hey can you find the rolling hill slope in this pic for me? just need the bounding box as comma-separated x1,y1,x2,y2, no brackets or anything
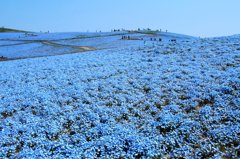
0,31,196,60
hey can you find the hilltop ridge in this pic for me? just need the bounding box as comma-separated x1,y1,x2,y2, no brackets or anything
0,27,28,33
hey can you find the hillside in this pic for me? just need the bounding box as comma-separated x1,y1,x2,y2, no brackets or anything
0,27,28,33
0,32,239,158
0,31,196,60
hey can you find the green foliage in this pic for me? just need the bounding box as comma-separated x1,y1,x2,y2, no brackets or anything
0,27,27,32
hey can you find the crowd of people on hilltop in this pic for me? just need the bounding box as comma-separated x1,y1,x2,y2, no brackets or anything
116,28,178,42
0,56,7,60
121,35,177,43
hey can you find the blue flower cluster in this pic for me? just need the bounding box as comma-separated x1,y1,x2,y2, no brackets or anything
0,34,239,158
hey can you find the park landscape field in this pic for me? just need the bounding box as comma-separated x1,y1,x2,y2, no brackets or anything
0,29,239,158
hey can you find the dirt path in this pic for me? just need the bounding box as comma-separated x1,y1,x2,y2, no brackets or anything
0,39,96,52
41,41,96,51
0,40,97,62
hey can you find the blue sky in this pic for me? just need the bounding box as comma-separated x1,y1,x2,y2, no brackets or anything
1,0,239,37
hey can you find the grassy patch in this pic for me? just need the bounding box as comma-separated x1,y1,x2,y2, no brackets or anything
129,30,159,35
0,27,27,33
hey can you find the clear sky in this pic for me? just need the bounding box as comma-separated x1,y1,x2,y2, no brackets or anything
1,0,239,37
